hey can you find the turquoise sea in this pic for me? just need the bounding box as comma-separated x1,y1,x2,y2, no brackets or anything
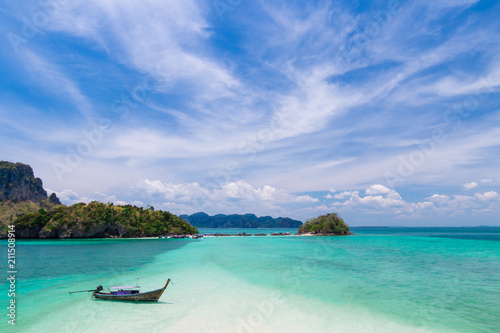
1,227,500,332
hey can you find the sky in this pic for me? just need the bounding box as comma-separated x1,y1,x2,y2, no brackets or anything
1,0,499,226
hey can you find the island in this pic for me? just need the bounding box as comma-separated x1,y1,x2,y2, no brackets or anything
297,213,351,235
180,212,302,228
0,161,197,239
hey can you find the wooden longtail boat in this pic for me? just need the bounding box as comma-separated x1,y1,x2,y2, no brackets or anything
93,279,170,302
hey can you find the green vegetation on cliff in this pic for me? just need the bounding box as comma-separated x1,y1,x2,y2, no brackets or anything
298,213,350,235
0,198,61,228
14,201,198,239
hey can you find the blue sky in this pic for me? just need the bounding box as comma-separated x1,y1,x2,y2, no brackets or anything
1,0,500,226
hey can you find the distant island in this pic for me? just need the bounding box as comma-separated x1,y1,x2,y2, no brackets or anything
0,161,197,239
298,213,351,235
180,212,303,228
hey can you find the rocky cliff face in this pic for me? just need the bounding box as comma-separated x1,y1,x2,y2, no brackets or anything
0,161,53,203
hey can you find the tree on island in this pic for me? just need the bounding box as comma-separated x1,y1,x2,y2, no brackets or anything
298,213,350,235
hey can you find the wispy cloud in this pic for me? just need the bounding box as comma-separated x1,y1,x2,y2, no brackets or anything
1,0,499,225
46,0,240,100
17,50,95,121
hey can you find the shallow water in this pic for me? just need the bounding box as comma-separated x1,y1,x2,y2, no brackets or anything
1,227,499,332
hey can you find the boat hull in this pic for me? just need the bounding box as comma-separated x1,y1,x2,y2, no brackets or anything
93,279,170,302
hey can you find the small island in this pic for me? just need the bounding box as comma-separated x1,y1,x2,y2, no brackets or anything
298,213,351,236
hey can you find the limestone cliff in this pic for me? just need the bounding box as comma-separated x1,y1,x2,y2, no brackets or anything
0,161,52,202
0,161,61,237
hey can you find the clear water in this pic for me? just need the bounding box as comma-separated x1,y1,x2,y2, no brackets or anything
1,227,499,332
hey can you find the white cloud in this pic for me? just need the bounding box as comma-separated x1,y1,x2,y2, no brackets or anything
365,184,392,195
341,191,405,209
463,182,478,190
326,185,500,218
425,191,500,214
480,179,493,183
50,189,91,205
414,201,434,210
48,189,146,207
428,194,451,205
328,186,407,213
131,180,204,202
333,191,359,199
294,195,319,203
218,182,288,202
118,179,319,216
475,191,499,201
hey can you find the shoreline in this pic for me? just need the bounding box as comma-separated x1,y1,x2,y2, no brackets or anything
0,231,354,240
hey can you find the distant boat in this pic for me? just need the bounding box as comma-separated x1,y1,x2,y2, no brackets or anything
92,279,170,302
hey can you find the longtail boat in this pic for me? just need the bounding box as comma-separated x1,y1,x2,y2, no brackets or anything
92,279,170,302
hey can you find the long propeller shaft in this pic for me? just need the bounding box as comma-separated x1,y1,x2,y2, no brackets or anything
68,289,96,294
